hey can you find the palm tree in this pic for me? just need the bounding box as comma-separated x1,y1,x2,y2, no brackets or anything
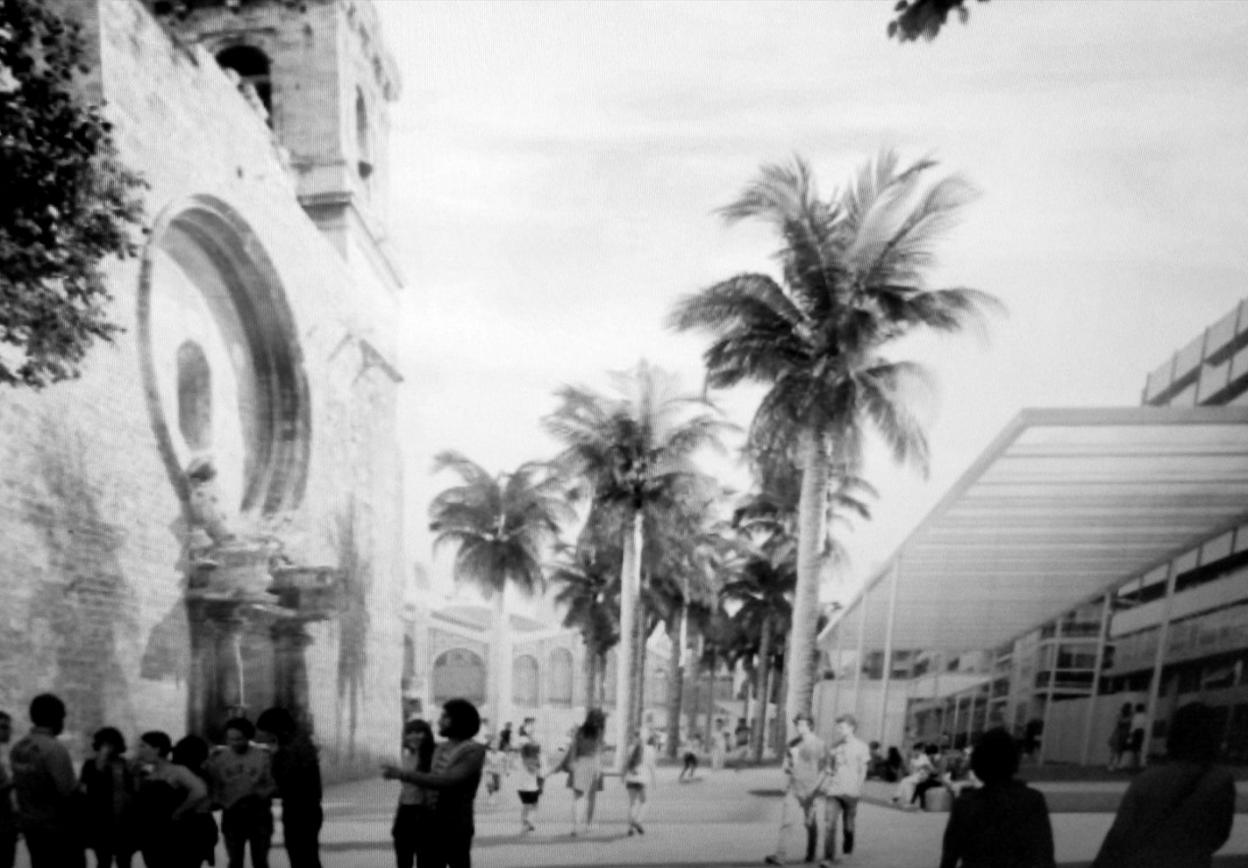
550,532,620,709
428,450,572,729
641,490,731,758
722,533,795,761
670,149,1000,724
543,360,728,767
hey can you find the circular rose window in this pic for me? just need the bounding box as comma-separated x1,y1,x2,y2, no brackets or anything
139,196,309,516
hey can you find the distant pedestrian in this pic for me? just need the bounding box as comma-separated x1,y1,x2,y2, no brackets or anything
710,724,726,771
679,734,699,782
938,727,1054,868
9,693,83,868
884,746,904,783
497,723,513,754
1107,703,1132,771
733,719,751,770
0,711,17,868
821,713,870,866
79,727,136,868
170,735,219,868
256,708,323,868
132,730,210,868
383,698,487,868
1091,702,1235,868
764,713,826,866
1126,704,1148,769
623,731,656,836
556,709,605,837
207,717,276,868
514,737,543,834
482,740,506,806
386,718,435,868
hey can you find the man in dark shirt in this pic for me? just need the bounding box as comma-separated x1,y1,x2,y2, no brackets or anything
257,707,323,868
384,699,486,868
9,694,83,868
0,711,16,868
939,728,1054,868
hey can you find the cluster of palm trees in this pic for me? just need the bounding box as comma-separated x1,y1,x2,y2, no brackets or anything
427,149,998,768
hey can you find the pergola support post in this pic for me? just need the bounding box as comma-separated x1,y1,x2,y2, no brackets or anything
852,590,869,718
877,560,902,745
1038,614,1063,765
1080,593,1113,766
1142,562,1179,763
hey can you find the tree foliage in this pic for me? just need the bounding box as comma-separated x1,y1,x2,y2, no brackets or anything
887,0,990,43
0,0,145,388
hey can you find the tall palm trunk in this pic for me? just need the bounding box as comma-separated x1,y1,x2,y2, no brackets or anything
774,642,790,754
583,639,598,710
632,610,648,734
752,616,774,761
614,510,643,770
491,589,510,736
665,616,684,758
703,654,717,747
787,429,829,724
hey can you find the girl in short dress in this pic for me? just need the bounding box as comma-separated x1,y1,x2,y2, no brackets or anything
623,731,657,836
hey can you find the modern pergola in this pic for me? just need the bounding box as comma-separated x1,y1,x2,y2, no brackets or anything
822,405,1248,759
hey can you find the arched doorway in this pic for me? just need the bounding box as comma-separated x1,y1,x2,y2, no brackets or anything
512,654,539,708
547,647,574,708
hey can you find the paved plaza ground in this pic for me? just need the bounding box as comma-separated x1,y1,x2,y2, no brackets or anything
305,764,1246,868
12,764,1248,867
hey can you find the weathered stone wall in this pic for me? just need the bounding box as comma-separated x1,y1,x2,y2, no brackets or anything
0,0,405,781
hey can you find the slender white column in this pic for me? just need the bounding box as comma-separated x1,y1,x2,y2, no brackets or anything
1080,594,1113,766
877,560,902,745
1142,562,1179,763
852,589,870,717
1038,615,1063,765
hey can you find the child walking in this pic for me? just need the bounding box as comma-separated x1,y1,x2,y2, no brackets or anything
515,739,543,834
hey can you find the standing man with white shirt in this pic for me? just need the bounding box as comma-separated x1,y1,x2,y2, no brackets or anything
764,713,827,866
821,714,871,866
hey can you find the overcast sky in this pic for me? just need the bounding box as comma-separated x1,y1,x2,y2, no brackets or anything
374,1,1248,607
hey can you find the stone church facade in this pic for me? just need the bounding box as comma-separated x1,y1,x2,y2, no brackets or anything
0,0,406,779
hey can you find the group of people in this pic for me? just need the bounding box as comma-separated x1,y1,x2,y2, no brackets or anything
0,694,321,868
1107,702,1150,771
766,701,1235,868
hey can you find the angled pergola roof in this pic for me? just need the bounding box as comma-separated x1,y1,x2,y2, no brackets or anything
825,406,1248,655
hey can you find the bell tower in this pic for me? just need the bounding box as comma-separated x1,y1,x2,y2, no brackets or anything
153,0,403,290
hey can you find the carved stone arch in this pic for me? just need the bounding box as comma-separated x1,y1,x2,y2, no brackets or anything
138,196,311,517
431,648,486,707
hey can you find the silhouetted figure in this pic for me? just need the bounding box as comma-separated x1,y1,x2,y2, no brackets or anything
1091,702,1235,868
387,718,435,868
132,731,210,868
171,735,219,868
9,693,84,868
256,708,323,868
1107,702,1132,771
884,746,904,783
0,710,17,868
383,699,486,868
79,727,136,868
938,727,1055,868
207,718,276,868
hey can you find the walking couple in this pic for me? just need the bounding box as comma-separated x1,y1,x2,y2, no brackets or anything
765,713,871,867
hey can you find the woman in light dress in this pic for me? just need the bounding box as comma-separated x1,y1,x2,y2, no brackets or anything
559,709,605,836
